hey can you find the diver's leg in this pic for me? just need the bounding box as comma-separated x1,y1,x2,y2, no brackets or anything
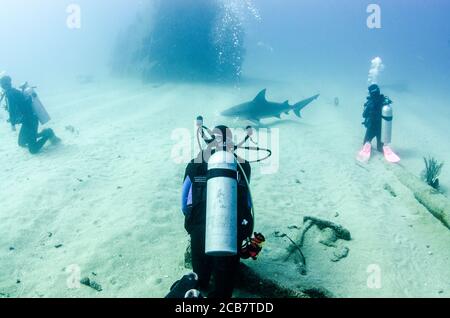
37,128,57,139
375,129,384,153
27,119,51,154
36,129,48,138
209,256,240,298
18,124,28,148
28,137,51,154
29,125,61,154
18,118,39,149
363,128,375,145
376,138,383,152
37,128,61,145
190,226,213,291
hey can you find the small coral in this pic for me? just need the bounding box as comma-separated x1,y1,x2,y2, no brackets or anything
422,157,444,190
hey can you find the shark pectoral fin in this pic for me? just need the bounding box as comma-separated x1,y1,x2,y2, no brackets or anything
254,89,267,102
293,108,303,118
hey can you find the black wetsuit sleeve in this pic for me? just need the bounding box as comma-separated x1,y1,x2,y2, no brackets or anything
6,90,21,125
363,99,371,118
183,160,195,182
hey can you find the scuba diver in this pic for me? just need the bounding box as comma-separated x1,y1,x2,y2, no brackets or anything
0,74,61,154
358,84,400,163
180,116,268,298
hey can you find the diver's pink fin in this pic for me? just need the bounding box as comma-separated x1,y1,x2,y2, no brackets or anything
357,142,372,163
383,146,401,163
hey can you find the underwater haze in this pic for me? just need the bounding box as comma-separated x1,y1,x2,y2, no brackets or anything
0,0,144,85
1,0,450,298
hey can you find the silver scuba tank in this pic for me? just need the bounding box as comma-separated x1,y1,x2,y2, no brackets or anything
21,83,51,125
381,104,393,145
205,151,238,256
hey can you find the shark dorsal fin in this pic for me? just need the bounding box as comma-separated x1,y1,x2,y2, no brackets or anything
254,89,267,102
283,100,289,105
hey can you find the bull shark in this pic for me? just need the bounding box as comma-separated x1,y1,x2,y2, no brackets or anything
221,89,319,124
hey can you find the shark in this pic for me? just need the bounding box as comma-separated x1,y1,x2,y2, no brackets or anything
221,89,319,124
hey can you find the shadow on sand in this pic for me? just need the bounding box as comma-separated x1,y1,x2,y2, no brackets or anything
254,119,312,129
394,147,420,160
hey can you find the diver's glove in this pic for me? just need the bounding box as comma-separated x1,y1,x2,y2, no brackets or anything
240,232,266,260
362,118,369,128
165,272,203,298
185,289,203,298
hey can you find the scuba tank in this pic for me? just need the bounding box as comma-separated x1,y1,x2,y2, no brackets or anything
20,82,51,125
205,150,238,256
198,116,272,258
381,103,393,145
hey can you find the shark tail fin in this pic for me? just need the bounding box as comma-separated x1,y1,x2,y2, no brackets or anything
292,94,320,118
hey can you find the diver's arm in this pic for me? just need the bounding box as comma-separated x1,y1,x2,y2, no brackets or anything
6,109,16,131
1,94,15,130
5,90,22,126
362,107,368,118
181,176,192,215
0,93,5,109
362,99,371,118
361,99,373,127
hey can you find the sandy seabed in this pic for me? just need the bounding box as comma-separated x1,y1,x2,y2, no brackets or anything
0,78,449,298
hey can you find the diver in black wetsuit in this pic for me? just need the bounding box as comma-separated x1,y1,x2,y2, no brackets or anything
181,125,253,298
362,84,393,152
1,75,60,154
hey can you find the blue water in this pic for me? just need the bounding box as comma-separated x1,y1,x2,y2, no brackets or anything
1,0,448,92
245,0,450,94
